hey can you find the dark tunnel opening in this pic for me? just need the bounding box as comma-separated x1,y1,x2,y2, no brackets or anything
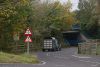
62,31,82,46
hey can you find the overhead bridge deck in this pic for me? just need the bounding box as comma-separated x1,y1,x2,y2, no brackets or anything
62,31,86,46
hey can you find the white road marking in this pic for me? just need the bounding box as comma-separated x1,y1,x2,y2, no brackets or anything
41,61,46,65
72,54,100,66
33,61,46,65
46,53,50,56
72,55,91,58
91,64,98,67
79,60,100,67
79,60,100,64
54,56,68,59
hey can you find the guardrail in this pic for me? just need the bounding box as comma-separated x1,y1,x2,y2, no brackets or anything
78,39,100,55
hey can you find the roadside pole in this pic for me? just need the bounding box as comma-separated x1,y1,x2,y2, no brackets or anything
24,28,32,55
27,42,30,54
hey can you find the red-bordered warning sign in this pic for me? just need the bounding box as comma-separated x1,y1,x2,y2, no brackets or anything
24,28,32,36
24,36,32,42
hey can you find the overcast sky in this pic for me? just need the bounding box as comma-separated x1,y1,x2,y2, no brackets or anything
40,0,79,11
59,0,79,11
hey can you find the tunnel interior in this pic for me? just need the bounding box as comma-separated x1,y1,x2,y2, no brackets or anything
62,31,81,46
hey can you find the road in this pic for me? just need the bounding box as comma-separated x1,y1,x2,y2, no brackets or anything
0,47,100,67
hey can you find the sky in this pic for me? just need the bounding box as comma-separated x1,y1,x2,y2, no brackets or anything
71,0,79,10
59,0,79,11
40,0,79,11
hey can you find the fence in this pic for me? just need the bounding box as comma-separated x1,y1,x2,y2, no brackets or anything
12,43,36,53
78,39,100,55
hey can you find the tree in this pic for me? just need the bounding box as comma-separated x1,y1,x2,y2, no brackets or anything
76,0,98,35
0,0,33,51
30,0,75,48
0,0,75,51
32,0,75,32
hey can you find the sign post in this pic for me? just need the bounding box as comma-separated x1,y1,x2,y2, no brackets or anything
27,42,29,54
24,28,32,54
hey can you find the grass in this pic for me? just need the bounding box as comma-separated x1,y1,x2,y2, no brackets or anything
96,45,100,55
0,52,39,64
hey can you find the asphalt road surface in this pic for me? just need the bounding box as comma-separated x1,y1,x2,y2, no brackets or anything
0,47,100,67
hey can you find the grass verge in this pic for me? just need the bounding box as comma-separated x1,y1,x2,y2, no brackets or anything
0,52,39,64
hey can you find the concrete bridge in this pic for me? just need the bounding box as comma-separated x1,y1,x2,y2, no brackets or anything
62,31,88,46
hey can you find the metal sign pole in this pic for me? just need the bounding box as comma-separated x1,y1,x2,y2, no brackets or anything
27,42,30,54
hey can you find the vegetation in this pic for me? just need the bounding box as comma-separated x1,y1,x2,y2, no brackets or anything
0,52,39,63
0,0,99,53
0,0,100,63
0,0,32,51
31,0,76,49
0,0,75,52
76,0,100,38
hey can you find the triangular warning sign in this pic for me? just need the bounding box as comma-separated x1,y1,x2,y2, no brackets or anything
24,28,32,36
24,36,32,42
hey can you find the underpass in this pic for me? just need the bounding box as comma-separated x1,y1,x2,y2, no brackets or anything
62,31,88,46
